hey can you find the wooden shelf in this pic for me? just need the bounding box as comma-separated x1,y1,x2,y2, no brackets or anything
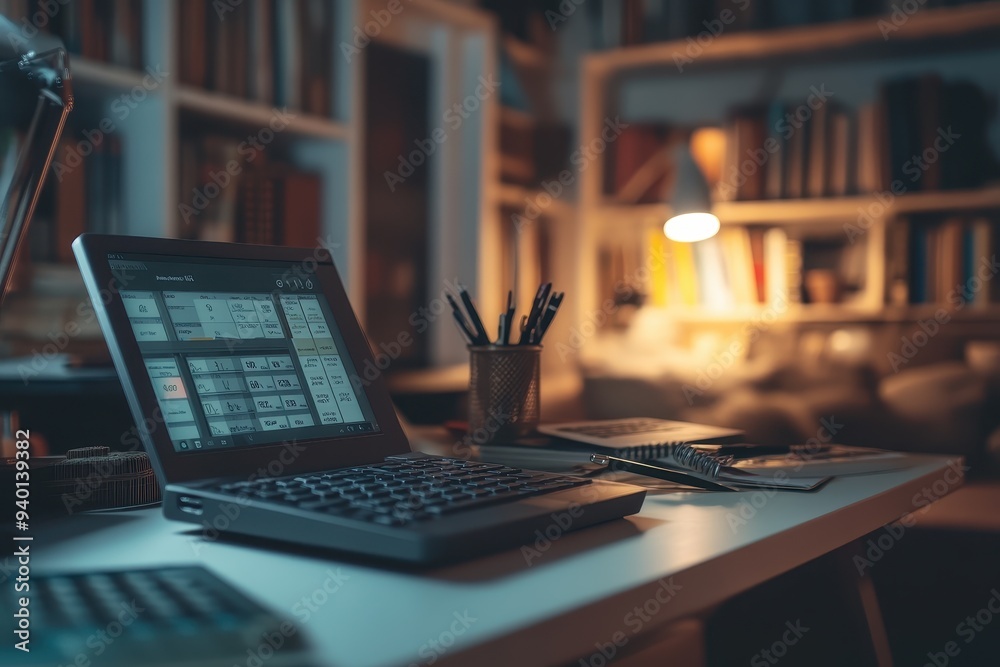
644,303,1000,323
71,58,147,92
585,2,1000,76
498,183,574,217
176,87,348,140
594,186,1000,225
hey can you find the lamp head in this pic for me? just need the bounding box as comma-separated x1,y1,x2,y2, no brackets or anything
663,140,719,243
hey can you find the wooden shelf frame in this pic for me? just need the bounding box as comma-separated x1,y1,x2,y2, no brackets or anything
644,303,1000,324
595,187,1000,226
585,2,1000,76
175,87,349,141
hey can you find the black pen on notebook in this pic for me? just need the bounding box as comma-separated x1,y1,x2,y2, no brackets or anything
590,454,739,492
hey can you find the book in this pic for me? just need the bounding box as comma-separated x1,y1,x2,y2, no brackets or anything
882,79,913,190
748,228,766,303
731,111,766,200
763,101,787,200
669,238,700,306
275,170,322,248
645,228,669,307
917,74,943,191
729,444,912,478
886,220,910,306
908,218,927,303
828,109,854,196
274,0,302,109
937,217,963,303
719,227,757,306
971,218,993,308
855,101,884,193
784,112,807,198
692,236,733,308
806,99,829,198
763,227,788,304
179,0,208,88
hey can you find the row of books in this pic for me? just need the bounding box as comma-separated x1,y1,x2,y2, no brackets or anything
720,99,874,202
591,0,991,48
643,226,803,308
606,76,999,204
29,134,123,263
178,0,334,116
178,134,322,248
722,76,999,201
878,76,999,193
888,214,1000,306
0,0,144,69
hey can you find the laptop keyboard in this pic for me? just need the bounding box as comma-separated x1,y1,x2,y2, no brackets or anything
209,456,590,527
3,567,308,666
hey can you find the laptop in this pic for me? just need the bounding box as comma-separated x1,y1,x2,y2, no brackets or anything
73,234,645,564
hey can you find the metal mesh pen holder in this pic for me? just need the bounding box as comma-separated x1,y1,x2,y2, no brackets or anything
468,345,541,443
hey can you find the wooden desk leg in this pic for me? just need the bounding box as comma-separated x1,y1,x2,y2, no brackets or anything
834,542,895,667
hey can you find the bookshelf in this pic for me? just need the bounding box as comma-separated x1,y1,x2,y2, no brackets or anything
577,2,1000,327
13,0,363,295
3,0,502,364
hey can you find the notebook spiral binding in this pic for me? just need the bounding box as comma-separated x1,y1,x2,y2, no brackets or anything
615,443,734,479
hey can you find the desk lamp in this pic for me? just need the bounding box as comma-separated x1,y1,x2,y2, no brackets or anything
0,14,73,305
663,138,720,243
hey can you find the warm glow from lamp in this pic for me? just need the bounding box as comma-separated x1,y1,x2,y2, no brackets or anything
664,212,721,243
665,139,719,243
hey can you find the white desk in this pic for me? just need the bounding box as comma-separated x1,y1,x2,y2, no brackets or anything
32,454,963,667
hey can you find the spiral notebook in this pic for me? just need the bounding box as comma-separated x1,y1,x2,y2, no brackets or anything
481,419,828,490
537,418,745,453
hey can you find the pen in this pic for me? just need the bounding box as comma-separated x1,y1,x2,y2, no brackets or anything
458,286,490,345
497,313,506,346
502,290,515,345
590,454,739,492
534,291,563,343
446,293,474,332
519,282,551,345
451,310,476,344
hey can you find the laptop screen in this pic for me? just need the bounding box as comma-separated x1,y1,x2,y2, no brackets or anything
108,252,380,453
